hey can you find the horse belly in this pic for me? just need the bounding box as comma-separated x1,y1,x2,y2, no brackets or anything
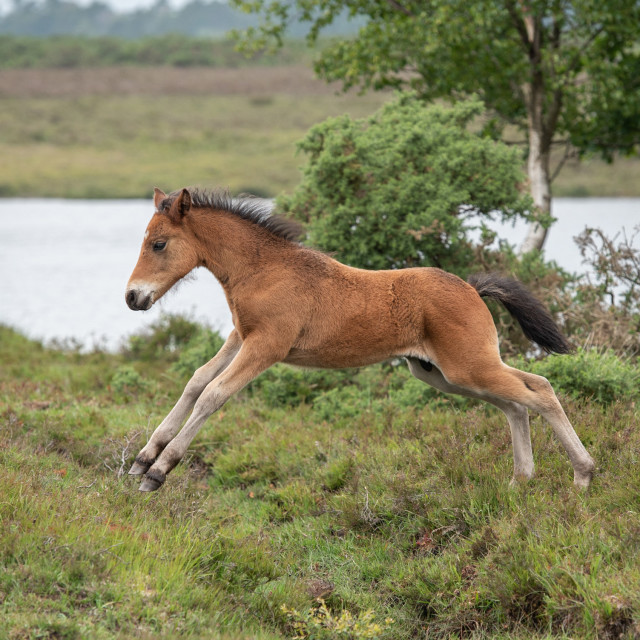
283,347,394,369
283,324,409,368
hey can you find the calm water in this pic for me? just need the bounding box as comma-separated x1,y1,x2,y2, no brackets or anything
0,198,638,350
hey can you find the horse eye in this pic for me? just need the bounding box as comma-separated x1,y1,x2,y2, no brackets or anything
153,240,167,251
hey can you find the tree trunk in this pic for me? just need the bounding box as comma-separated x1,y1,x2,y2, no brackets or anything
518,9,553,255
519,125,552,254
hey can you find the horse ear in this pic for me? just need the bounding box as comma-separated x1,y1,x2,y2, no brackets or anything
167,188,192,222
153,187,167,210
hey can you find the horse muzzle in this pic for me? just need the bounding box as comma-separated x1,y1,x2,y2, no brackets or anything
125,287,155,311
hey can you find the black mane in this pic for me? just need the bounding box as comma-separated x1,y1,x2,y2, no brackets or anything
159,188,305,243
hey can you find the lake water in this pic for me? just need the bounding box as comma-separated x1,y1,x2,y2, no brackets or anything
0,198,638,351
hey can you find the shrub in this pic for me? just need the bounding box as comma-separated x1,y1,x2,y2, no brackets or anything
278,94,533,276
311,362,472,419
511,348,640,404
123,314,202,362
170,326,226,379
385,364,441,409
246,360,472,415
111,364,148,395
122,314,227,381
247,365,352,408
567,226,640,357
313,384,386,421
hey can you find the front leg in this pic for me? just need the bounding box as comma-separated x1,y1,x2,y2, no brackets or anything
139,333,286,491
129,330,242,475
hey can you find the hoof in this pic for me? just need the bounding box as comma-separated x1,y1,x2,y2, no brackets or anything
139,470,166,492
509,473,534,487
573,472,593,490
573,458,595,490
129,457,152,476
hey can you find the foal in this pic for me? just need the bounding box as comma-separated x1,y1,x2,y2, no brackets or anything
125,187,595,492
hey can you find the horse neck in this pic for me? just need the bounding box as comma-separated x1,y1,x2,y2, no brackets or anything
191,208,290,286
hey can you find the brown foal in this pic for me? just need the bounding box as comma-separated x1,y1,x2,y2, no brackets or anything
125,187,595,492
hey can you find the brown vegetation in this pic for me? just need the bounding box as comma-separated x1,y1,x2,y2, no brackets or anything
0,65,350,98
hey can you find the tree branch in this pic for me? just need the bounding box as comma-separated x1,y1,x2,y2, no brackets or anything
549,140,575,183
504,137,571,146
385,0,415,17
505,0,532,53
564,24,606,77
543,86,563,148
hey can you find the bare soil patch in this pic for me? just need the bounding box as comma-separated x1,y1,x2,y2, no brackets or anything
0,65,346,98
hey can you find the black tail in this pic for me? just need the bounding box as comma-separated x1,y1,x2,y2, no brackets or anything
467,273,572,354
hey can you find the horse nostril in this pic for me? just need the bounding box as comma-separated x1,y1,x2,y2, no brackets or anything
126,290,137,309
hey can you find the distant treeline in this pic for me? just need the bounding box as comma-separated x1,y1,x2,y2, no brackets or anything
0,34,312,68
0,0,362,38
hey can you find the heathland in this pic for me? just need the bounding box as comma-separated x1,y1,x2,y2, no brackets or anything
2,318,640,639
0,63,388,199
0,47,639,199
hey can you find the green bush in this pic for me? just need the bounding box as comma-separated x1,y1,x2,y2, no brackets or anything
248,361,391,414
248,360,472,415
248,365,353,408
122,314,226,382
512,348,640,404
170,327,226,379
111,364,148,395
388,366,441,409
313,362,474,420
278,94,532,275
121,318,640,411
124,314,202,363
313,384,386,421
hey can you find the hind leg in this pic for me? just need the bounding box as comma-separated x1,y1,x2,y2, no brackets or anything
510,367,595,488
496,400,534,483
407,359,534,483
430,356,595,488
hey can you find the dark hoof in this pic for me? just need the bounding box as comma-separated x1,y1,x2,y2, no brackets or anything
139,470,166,492
129,457,152,476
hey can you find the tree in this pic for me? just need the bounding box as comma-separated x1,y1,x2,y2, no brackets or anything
278,95,531,274
234,0,640,252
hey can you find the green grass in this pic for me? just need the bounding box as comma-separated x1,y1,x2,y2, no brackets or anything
551,153,640,198
2,323,640,639
0,92,389,198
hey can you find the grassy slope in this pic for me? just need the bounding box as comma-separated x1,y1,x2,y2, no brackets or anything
0,66,638,198
2,325,640,639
